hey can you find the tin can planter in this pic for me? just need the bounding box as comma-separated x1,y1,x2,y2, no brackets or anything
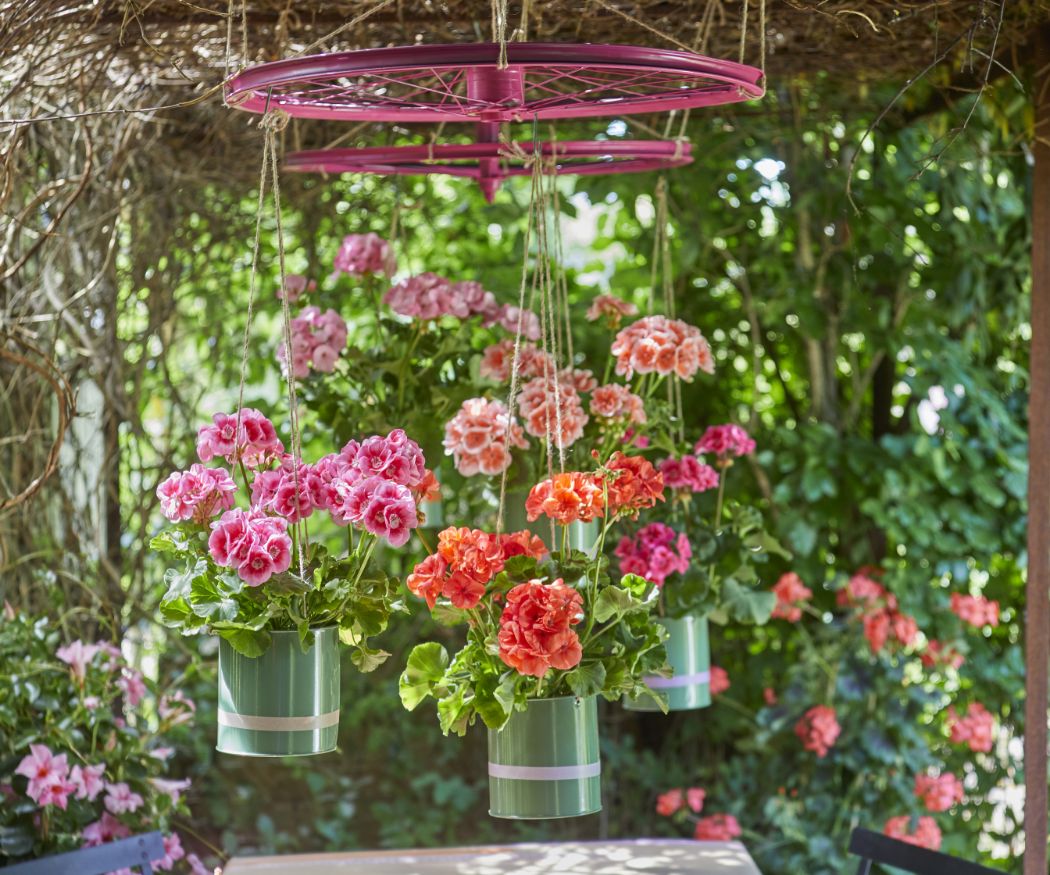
625,614,711,712
217,627,340,757
488,695,601,819
420,496,444,530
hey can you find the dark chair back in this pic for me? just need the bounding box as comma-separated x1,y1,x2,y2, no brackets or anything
2,832,165,875
849,827,1003,875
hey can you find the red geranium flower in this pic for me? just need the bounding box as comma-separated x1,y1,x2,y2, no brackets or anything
603,452,664,516
497,579,583,677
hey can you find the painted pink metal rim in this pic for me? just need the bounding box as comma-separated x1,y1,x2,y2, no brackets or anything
284,140,693,179
225,42,764,123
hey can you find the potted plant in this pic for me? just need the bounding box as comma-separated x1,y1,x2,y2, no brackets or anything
153,408,435,756
399,452,669,819
623,423,789,712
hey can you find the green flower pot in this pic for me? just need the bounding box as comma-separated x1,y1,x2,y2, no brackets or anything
217,627,340,757
624,614,711,712
488,695,601,819
420,497,444,530
503,500,597,555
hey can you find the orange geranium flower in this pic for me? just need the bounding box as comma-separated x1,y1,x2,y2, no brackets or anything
497,579,584,677
525,472,605,525
603,452,664,516
498,530,548,561
406,553,447,610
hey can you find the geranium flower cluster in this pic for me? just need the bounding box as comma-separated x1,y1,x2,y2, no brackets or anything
525,454,664,526
947,702,995,752
615,522,691,587
586,293,638,328
518,375,590,448
837,572,919,655
884,815,942,851
331,232,397,278
196,408,283,468
920,639,965,671
590,383,646,425
208,508,292,586
497,579,584,678
694,424,756,461
610,315,715,381
479,339,554,383
443,397,529,476
950,592,1000,628
383,273,541,338
277,306,349,378
771,572,813,622
710,665,730,696
656,786,705,817
406,526,546,610
658,454,719,494
794,704,841,758
277,274,317,303
693,813,742,842
914,772,964,812
157,464,237,524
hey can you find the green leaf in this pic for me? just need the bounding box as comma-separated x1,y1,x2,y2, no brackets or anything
399,642,450,711
220,628,271,658
162,558,208,602
722,578,776,625
566,661,607,698
593,585,643,623
350,645,390,673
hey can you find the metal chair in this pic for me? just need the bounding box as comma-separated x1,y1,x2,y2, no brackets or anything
849,827,1003,875
2,832,165,875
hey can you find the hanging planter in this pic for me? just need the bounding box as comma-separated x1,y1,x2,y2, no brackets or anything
625,614,711,712
217,627,340,757
488,695,601,819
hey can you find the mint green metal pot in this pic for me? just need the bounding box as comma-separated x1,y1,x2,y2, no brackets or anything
503,500,598,555
625,614,711,712
217,627,340,757
420,496,444,530
488,695,601,819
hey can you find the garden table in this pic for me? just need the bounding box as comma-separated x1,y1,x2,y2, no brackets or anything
224,839,762,874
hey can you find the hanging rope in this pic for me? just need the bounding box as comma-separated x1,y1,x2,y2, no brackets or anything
492,0,510,68
738,0,750,64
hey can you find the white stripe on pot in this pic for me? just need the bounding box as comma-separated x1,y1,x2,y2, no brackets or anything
217,709,340,731
488,762,601,781
643,670,711,689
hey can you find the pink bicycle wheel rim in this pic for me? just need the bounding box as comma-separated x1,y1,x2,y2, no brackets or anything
226,42,764,123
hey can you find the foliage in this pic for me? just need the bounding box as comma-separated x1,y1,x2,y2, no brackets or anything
0,611,200,871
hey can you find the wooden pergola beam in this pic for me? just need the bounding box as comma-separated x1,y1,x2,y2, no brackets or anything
1025,25,1050,875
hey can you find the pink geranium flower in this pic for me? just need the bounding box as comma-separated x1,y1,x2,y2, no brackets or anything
947,702,995,752
656,788,683,816
611,315,714,381
443,398,529,477
196,409,283,468
615,523,690,587
694,424,756,460
710,666,730,696
914,772,964,812
479,339,554,383
157,464,237,524
590,383,646,425
686,787,706,813
208,508,292,586
331,232,397,278
658,455,719,494
518,376,589,449
694,813,741,841
950,593,1000,628
586,293,638,328
276,307,349,379
795,705,841,757
277,274,316,303
771,572,812,622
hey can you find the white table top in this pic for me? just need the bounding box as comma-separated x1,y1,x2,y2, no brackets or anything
224,839,762,875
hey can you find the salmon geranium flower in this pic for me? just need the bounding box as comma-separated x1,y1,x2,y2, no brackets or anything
603,452,665,516
525,472,605,525
497,579,584,677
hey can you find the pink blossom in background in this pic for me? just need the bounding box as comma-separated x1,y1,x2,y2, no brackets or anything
590,383,647,425
156,464,237,524
610,315,715,381
710,666,730,696
277,274,316,303
331,232,397,278
795,705,841,758
443,398,529,476
208,508,292,586
656,788,683,816
148,747,175,762
694,424,756,460
196,409,283,468
585,293,639,327
118,669,147,708
149,777,192,805
480,339,554,383
485,304,542,340
383,273,455,320
70,763,106,801
186,853,211,875
56,640,100,684
693,813,741,842
276,307,349,378
15,744,74,808
763,687,777,706
153,833,186,872
615,523,690,586
104,781,144,815
884,815,942,851
686,787,706,813
915,772,964,812
560,367,598,394
771,572,813,622
920,640,965,671
836,572,893,610
950,593,1000,628
517,376,590,448
82,812,131,846
658,455,719,494
947,703,995,752
158,690,196,726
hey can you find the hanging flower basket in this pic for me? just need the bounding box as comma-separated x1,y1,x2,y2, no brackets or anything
488,695,601,819
625,614,711,712
217,627,340,757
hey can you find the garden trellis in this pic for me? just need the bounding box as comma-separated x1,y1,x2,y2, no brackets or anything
2,0,1049,871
